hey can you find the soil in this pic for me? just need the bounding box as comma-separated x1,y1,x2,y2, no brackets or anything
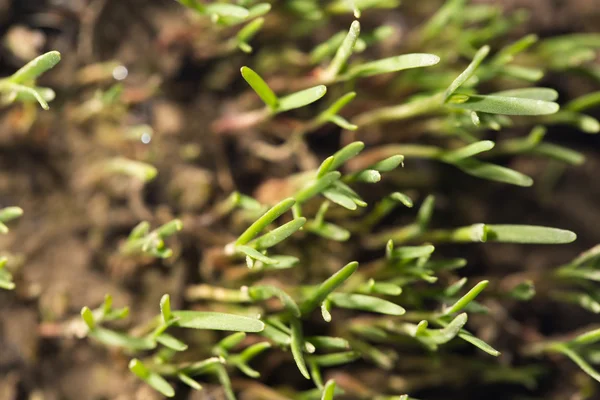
0,1,599,400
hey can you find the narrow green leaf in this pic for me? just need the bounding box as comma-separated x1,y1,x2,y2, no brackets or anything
531,143,585,165
240,66,278,110
445,46,490,100
390,192,413,208
318,92,357,121
295,172,341,204
278,85,327,113
236,198,296,245
441,140,495,163
389,245,435,261
329,142,365,172
345,53,440,79
236,245,278,266
485,225,577,244
566,91,600,112
454,159,533,187
0,207,23,223
306,221,351,242
173,311,264,332
370,155,404,172
444,281,489,315
329,293,405,315
156,219,183,238
252,218,306,250
364,279,402,296
88,327,156,350
449,94,559,115
556,346,600,383
9,51,61,84
81,307,96,330
160,294,172,323
417,195,436,228
458,330,501,356
205,3,249,18
324,20,361,80
323,189,358,210
493,87,559,101
301,261,359,315
321,379,336,400
419,313,468,345
237,17,264,45
249,285,301,317
309,351,361,367
129,359,175,398
178,373,202,391
355,170,381,183
572,328,600,346
306,336,350,351
156,333,188,351
291,318,311,379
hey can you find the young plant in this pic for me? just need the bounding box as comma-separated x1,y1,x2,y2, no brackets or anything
0,51,61,110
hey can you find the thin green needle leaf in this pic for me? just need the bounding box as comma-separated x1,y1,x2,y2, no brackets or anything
389,245,435,261
323,189,358,210
449,94,559,115
252,218,306,250
291,318,311,379
420,313,468,344
485,225,577,244
278,85,327,112
329,114,358,130
329,293,405,315
205,3,249,18
454,159,534,187
441,141,495,163
566,91,600,112
160,294,172,323
572,328,600,346
306,336,350,351
236,245,278,265
239,341,272,363
88,327,156,350
321,379,336,400
328,142,365,172
156,333,188,351
324,21,361,80
249,285,301,317
173,311,264,332
458,331,500,356
240,66,278,110
556,346,600,383
178,373,202,391
301,261,359,315
345,53,440,79
444,280,489,315
493,87,559,101
129,359,175,398
318,92,357,121
390,192,413,208
417,195,436,228
445,46,490,100
531,143,585,165
235,198,296,245
306,221,351,242
295,172,341,204
370,155,404,172
309,351,361,367
0,207,23,222
9,51,61,84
